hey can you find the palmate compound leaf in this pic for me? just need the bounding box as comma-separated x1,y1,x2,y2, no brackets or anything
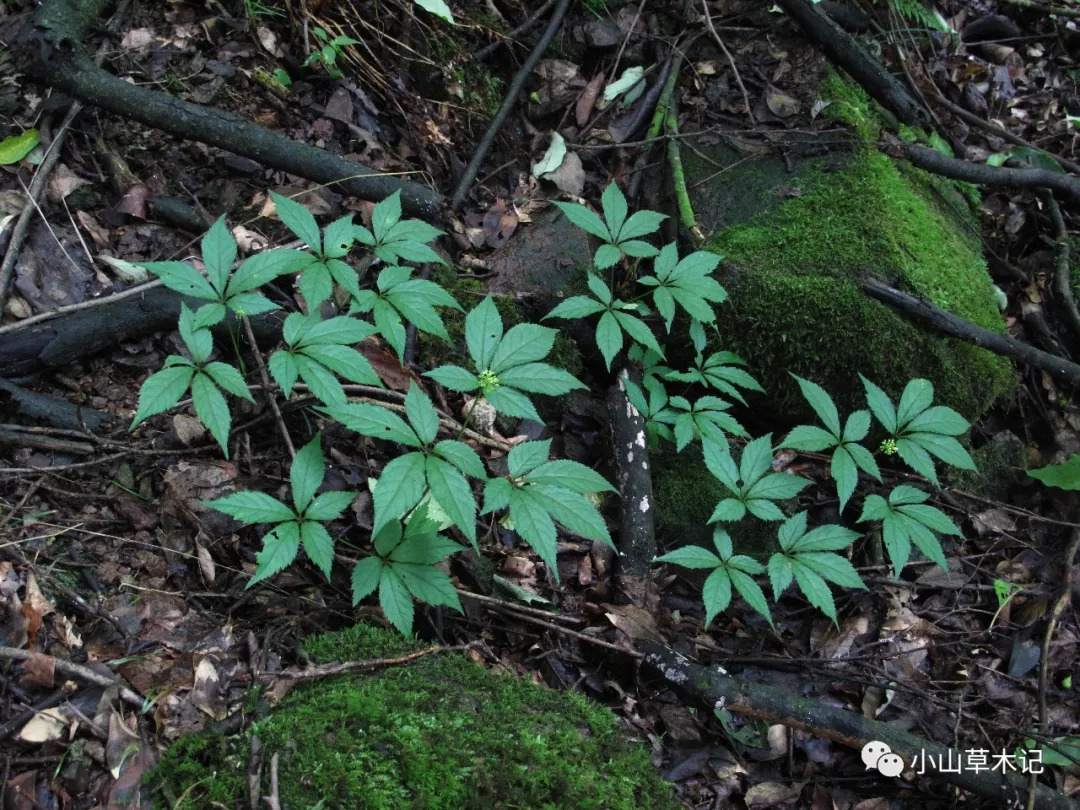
705,434,811,522
857,486,959,577
482,440,612,582
767,512,866,625
655,528,774,628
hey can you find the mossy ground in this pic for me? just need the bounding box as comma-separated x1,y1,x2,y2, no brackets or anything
149,623,678,810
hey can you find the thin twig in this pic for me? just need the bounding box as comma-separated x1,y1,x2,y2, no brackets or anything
1029,528,1080,810
0,647,145,709
0,103,84,316
241,315,295,458
701,0,754,124
474,0,558,61
450,0,573,210
263,644,469,686
0,0,133,315
1043,192,1080,345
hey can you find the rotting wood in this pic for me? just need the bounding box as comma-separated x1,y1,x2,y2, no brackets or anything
607,370,657,608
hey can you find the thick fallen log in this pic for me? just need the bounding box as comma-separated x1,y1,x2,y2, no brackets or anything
607,370,657,607
17,0,444,220
0,283,282,378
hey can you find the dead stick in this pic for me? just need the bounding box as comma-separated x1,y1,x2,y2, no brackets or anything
859,276,1080,383
450,0,572,210
0,647,144,709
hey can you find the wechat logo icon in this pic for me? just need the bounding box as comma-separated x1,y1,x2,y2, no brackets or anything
862,741,905,778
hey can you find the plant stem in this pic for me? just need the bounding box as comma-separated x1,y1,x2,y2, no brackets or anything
241,315,296,459
665,97,704,245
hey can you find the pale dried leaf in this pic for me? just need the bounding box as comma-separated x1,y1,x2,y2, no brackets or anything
17,708,67,743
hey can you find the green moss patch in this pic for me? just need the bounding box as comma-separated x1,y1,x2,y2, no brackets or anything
692,147,1012,421
149,624,677,810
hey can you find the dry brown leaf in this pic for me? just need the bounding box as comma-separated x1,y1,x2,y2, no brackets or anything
576,72,605,127
765,85,800,118
196,540,216,586
77,211,110,249
545,151,585,196
3,294,32,319
120,28,154,51
603,604,663,642
359,343,419,391
46,164,90,203
115,184,150,219
173,414,207,447
52,613,83,649
745,781,803,807
482,200,519,248
232,225,268,253
19,652,55,688
190,656,226,719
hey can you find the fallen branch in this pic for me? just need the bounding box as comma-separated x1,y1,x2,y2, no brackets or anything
773,0,928,125
859,276,1080,383
0,0,132,315
999,0,1080,18
1042,192,1080,345
18,2,443,219
628,52,682,201
473,0,558,61
0,282,282,377
260,644,470,704
665,89,704,245
641,641,1079,810
902,145,1080,201
930,92,1080,178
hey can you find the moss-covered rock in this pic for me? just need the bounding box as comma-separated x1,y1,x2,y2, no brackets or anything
148,623,678,810
685,81,1013,423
